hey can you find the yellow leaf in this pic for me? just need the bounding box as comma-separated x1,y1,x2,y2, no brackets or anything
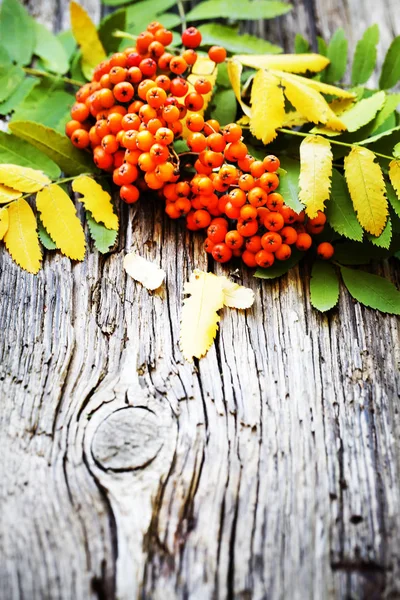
219,276,255,309
250,70,285,144
389,160,400,199
235,53,329,73
344,147,388,236
180,269,224,362
299,136,333,218
271,70,355,99
0,207,9,240
182,57,218,138
0,164,50,193
123,252,165,291
282,111,308,128
72,176,118,230
36,184,86,260
70,1,106,77
237,115,250,126
0,183,22,204
329,97,357,114
280,75,345,129
227,59,252,117
4,199,41,273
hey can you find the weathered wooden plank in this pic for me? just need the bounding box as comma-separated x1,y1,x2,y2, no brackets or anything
1,2,400,600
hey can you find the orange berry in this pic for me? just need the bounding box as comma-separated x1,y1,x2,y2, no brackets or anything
225,230,244,249
245,235,262,254
250,161,265,178
65,119,81,137
242,250,258,267
120,184,140,204
261,232,282,252
170,56,187,75
296,232,313,251
280,226,298,245
155,127,174,146
275,243,292,261
136,130,155,151
236,219,259,237
266,192,284,211
240,204,258,221
186,113,205,132
212,242,232,263
317,242,334,260
247,187,268,208
208,45,227,63
185,92,204,111
264,211,284,232
150,142,169,164
182,48,198,65
263,154,280,172
280,205,298,224
255,249,275,268
182,27,202,49
222,123,242,143
187,132,207,152
146,86,167,108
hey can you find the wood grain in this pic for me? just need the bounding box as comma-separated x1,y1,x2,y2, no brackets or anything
1,1,400,599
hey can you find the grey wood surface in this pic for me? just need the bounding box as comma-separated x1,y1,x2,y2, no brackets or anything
1,1,400,599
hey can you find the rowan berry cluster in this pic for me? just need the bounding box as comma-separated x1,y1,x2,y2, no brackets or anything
66,21,334,268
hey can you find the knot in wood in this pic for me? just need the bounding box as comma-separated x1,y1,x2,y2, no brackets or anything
91,406,164,471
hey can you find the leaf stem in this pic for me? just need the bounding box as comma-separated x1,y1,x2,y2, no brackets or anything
23,67,84,87
112,29,138,42
176,0,187,33
278,128,394,161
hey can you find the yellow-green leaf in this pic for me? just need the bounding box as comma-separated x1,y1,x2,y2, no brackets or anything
250,70,285,144
70,1,106,79
0,183,21,204
281,74,345,129
72,175,118,230
235,53,329,73
344,147,388,236
337,90,386,132
272,69,355,98
180,269,225,362
282,111,307,128
36,183,85,260
4,198,41,273
0,164,50,193
389,160,400,200
219,276,255,309
227,59,251,117
299,135,333,218
0,206,9,239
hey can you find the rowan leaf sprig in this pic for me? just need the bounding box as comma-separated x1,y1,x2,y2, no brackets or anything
0,0,398,316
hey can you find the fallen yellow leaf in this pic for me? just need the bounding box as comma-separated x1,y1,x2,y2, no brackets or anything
220,276,255,309
0,164,50,193
124,252,166,291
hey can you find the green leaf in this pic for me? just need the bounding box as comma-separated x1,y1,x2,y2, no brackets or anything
70,51,86,84
0,131,60,178
0,44,11,67
379,36,400,90
0,0,35,65
351,24,379,86
371,93,400,133
87,212,118,253
310,260,339,311
199,24,282,54
294,34,309,54
358,125,400,146
34,22,69,75
210,89,237,126
173,139,189,154
367,216,392,248
323,28,348,83
8,121,95,176
325,169,363,241
216,62,231,88
0,76,39,116
393,143,400,160
99,8,127,53
276,158,304,213
334,241,390,265
11,79,75,133
57,30,77,62
317,36,328,56
101,0,132,5
38,218,57,250
254,249,303,279
340,265,400,314
339,91,386,133
186,0,292,21
0,65,25,103
387,182,400,218
125,0,178,34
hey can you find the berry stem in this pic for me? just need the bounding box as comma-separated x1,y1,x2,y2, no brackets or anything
278,128,394,161
23,67,84,87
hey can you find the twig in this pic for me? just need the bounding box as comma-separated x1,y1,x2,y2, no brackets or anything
278,128,394,161
23,67,83,87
